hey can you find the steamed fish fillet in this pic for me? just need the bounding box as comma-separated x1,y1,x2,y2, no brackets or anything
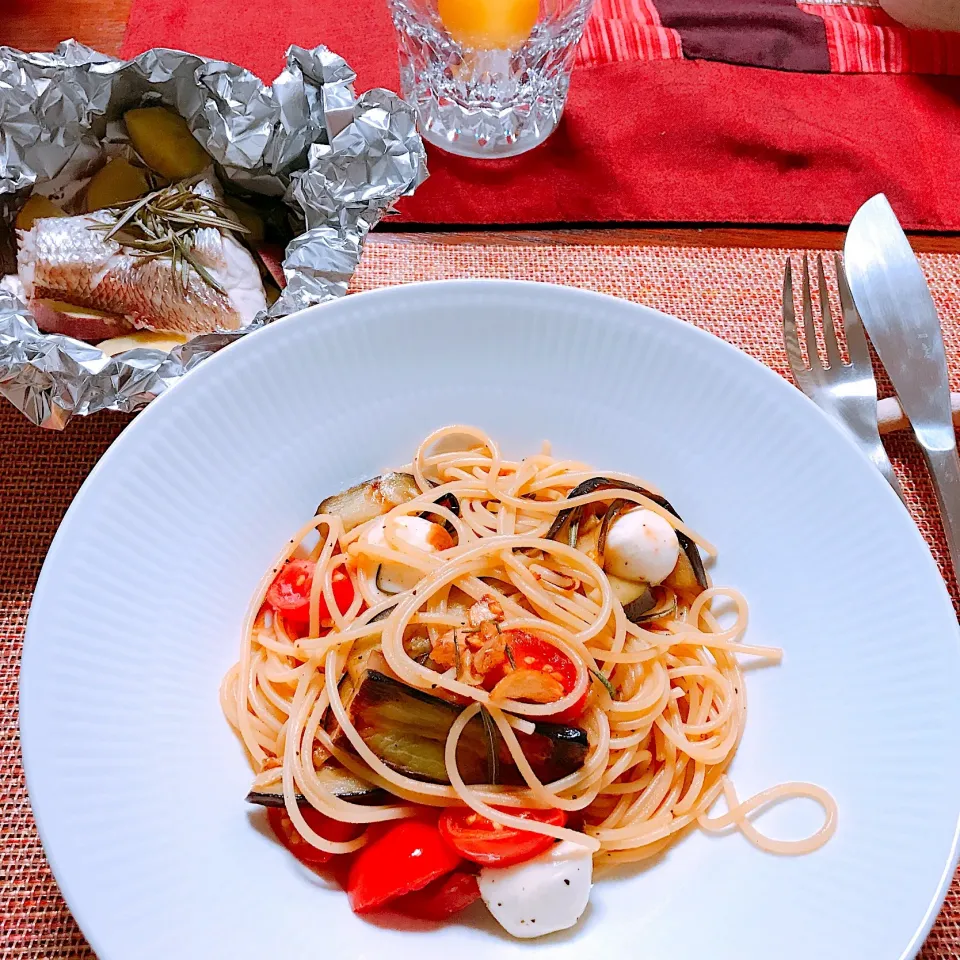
17,210,267,337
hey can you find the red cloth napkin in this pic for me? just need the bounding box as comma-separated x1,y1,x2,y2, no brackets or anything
121,0,960,230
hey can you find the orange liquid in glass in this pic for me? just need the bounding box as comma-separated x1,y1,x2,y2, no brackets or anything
437,0,541,49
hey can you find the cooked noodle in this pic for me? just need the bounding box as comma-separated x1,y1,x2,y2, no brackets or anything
221,426,836,865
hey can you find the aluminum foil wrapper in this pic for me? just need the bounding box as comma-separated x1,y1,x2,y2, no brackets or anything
0,41,427,428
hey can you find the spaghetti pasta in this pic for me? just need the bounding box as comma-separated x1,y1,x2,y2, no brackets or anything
221,426,836,930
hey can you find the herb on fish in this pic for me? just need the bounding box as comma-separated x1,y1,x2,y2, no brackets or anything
88,178,249,297
588,665,617,701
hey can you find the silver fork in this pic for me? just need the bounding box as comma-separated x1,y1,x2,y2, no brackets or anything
782,253,906,504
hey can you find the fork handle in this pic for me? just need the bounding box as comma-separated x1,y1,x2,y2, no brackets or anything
921,444,960,583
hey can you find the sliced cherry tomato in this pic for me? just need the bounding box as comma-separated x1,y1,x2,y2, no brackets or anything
438,807,567,867
266,560,355,630
267,805,363,866
347,818,462,914
489,630,587,723
325,852,355,890
393,869,481,921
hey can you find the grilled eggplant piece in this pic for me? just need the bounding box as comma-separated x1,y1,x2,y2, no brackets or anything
318,473,463,536
605,573,676,623
622,586,658,621
317,472,421,533
335,670,588,786
245,763,386,808
632,586,677,623
424,489,462,538
548,477,708,595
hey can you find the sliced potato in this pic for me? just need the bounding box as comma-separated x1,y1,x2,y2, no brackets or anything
15,195,65,231
124,106,209,180
97,330,189,357
85,158,151,212
30,299,127,341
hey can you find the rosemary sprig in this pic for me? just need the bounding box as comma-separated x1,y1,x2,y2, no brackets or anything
479,705,499,786
452,629,462,679
588,665,617,701
88,179,250,298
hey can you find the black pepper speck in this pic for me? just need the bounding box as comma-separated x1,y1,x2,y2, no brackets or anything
564,879,570,886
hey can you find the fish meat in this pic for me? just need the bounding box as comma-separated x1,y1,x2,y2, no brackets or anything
17,180,267,340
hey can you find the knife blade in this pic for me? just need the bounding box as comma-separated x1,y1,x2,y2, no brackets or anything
844,193,960,581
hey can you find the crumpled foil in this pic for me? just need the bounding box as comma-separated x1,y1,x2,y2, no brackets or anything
0,41,427,428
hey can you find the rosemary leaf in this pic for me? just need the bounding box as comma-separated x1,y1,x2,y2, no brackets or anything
452,629,462,679
588,665,617,701
479,705,499,786
104,193,154,242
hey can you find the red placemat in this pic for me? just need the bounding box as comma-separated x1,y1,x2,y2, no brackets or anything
2,237,960,956
120,0,960,230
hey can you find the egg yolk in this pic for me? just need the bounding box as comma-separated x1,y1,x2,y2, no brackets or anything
438,0,540,49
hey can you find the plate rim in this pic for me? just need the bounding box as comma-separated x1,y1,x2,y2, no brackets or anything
19,278,960,960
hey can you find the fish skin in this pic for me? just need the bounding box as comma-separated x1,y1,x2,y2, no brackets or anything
17,201,265,336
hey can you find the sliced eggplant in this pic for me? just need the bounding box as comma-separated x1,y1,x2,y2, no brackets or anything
345,637,393,686
423,489,461,536
607,572,648,608
335,670,588,786
317,472,421,532
631,586,677,623
370,601,399,623
606,573,677,622
318,473,462,536
597,498,631,562
548,477,708,594
574,522,600,560
245,763,385,807
375,563,406,595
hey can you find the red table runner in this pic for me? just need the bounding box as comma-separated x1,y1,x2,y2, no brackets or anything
121,0,960,230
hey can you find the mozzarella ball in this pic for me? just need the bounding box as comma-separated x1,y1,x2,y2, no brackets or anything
478,840,593,939
603,508,680,585
365,515,451,593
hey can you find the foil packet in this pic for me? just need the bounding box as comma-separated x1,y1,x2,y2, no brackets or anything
0,41,427,428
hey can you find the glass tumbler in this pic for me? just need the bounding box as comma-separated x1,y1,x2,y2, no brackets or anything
388,0,596,159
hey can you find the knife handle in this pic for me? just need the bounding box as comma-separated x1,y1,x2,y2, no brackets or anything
923,445,960,584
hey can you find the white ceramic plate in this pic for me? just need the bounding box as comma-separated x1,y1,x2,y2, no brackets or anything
21,280,960,960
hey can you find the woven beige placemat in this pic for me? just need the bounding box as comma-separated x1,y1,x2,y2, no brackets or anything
2,236,958,957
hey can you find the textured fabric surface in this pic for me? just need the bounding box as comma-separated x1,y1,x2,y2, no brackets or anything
119,1,960,231
2,236,960,957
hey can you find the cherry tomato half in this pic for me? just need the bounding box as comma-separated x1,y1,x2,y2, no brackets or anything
267,805,363,866
266,560,355,630
490,630,587,723
393,869,481,921
347,818,462,914
438,807,567,867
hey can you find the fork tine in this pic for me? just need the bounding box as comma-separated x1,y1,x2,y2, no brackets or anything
817,254,844,369
782,259,811,388
801,253,820,369
835,253,872,372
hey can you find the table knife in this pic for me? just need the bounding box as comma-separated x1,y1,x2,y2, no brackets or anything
844,193,960,580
